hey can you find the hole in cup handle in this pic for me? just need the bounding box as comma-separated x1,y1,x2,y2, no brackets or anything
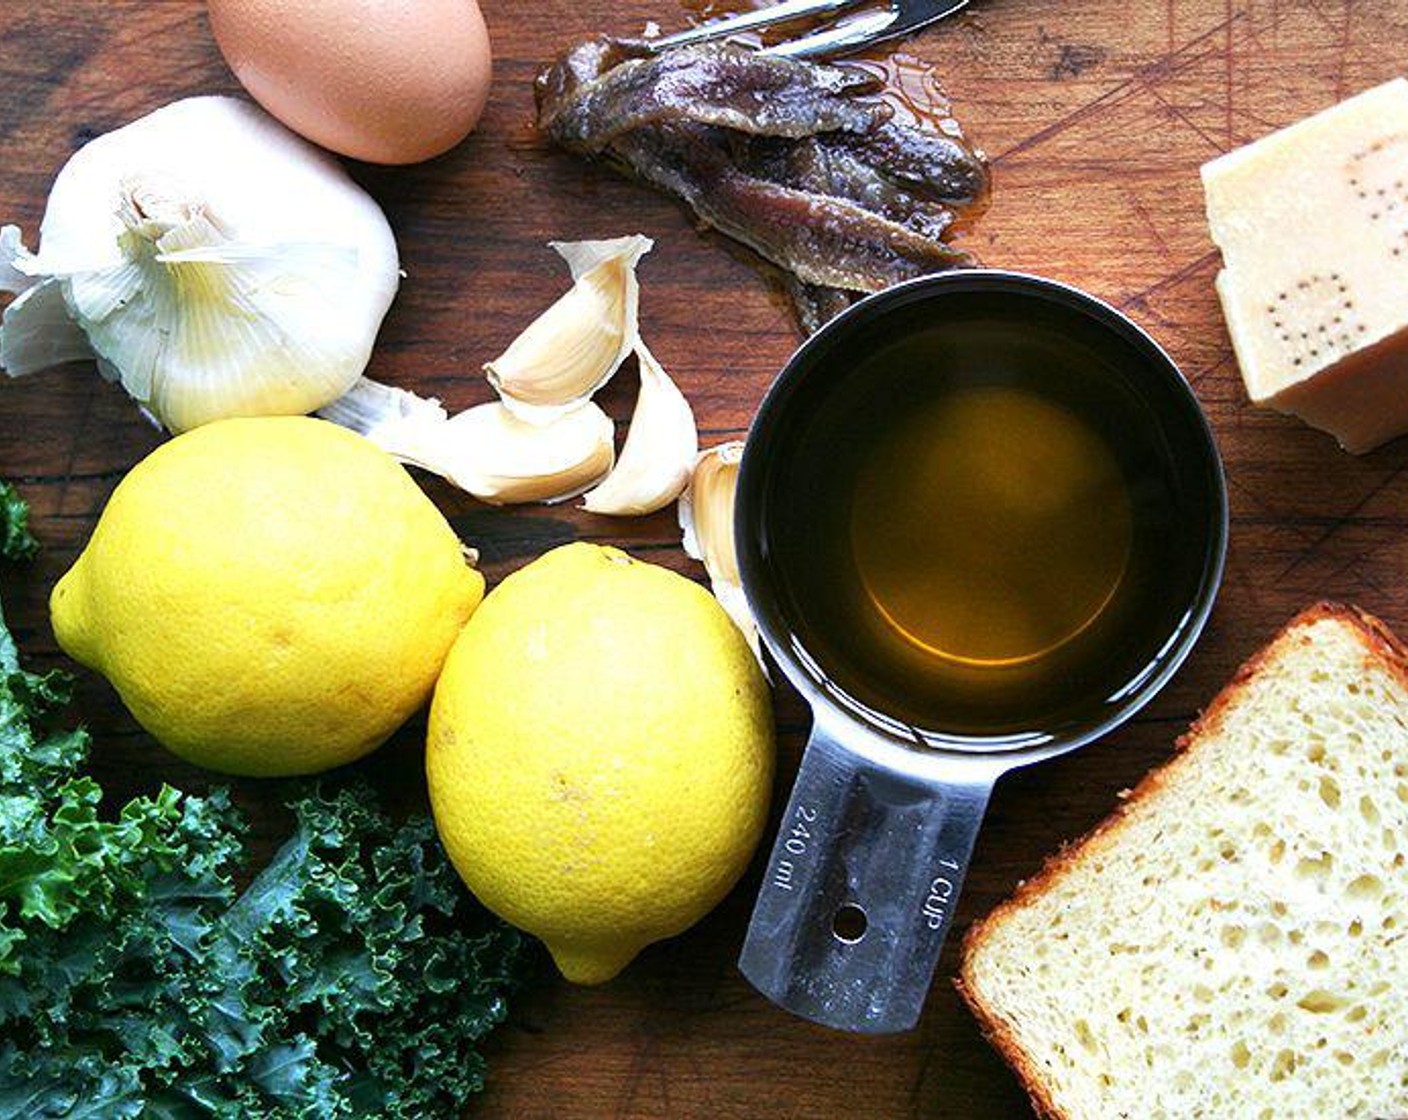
738,714,998,1034
832,902,868,943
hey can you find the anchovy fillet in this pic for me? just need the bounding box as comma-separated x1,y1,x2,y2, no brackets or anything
536,38,989,331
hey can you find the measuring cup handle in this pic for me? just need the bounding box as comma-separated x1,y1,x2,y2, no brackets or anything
738,717,996,1033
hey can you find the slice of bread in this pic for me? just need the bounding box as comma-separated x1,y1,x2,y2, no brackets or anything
958,602,1408,1120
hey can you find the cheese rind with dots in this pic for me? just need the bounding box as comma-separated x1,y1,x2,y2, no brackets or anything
1202,77,1408,453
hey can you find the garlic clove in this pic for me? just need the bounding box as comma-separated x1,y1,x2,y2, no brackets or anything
581,342,698,516
442,401,616,504
485,234,652,423
551,235,650,283
711,579,766,674
317,376,448,458
679,441,766,673
321,378,614,505
680,441,744,582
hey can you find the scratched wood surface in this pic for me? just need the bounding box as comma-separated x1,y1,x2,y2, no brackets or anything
2,1,1407,1116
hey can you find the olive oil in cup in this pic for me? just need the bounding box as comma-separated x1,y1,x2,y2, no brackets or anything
771,299,1212,740
735,272,1226,1033
852,385,1132,680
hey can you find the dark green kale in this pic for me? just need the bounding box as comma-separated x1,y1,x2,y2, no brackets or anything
0,482,37,561
0,488,528,1118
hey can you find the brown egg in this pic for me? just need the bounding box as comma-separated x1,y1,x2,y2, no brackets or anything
207,0,492,165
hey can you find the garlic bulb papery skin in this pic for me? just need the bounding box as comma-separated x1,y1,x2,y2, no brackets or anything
0,228,93,373
484,234,652,424
0,96,399,432
679,441,766,673
581,342,698,516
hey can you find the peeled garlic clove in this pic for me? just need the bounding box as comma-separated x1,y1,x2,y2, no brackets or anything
581,343,698,516
485,235,651,424
679,441,766,673
438,401,615,505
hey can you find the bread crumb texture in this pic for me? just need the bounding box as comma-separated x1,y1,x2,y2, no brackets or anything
961,606,1408,1120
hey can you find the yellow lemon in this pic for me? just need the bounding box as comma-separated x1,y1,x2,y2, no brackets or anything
427,542,774,983
51,416,483,777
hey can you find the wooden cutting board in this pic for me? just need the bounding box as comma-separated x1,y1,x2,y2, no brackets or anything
3,2,1406,1115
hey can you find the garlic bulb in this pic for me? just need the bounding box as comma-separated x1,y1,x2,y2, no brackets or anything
485,235,651,423
679,441,766,672
0,96,399,432
322,378,614,505
581,343,698,516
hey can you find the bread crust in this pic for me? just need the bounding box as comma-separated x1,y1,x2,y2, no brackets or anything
955,600,1407,1120
952,969,1068,1120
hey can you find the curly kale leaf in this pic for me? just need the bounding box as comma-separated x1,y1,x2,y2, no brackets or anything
186,785,526,1119
0,625,245,1119
0,491,529,1118
0,482,37,562
0,631,526,1119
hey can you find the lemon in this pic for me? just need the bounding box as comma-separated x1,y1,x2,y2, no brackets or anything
426,542,774,984
51,416,483,777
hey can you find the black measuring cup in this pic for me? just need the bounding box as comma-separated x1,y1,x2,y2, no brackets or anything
734,271,1227,1033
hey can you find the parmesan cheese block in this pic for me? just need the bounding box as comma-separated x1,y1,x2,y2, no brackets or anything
1202,78,1408,453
